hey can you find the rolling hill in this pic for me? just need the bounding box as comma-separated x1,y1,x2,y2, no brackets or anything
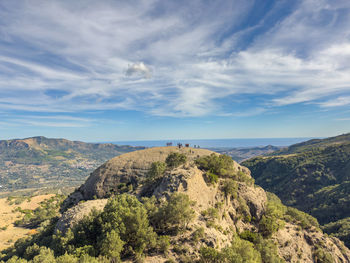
0,136,144,192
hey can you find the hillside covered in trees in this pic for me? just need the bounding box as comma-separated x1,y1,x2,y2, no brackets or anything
1,147,349,262
242,133,350,247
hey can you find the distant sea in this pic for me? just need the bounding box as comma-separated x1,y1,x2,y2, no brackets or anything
111,138,316,148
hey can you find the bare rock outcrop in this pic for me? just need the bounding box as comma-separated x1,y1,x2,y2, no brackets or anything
274,223,350,262
56,199,108,233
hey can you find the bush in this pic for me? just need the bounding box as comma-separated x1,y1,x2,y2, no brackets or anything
201,208,219,222
199,246,223,263
206,172,218,185
51,194,157,261
284,207,319,229
222,179,238,199
254,236,284,263
152,193,195,233
195,154,235,178
157,235,170,253
147,162,166,182
259,193,286,237
192,227,205,243
200,235,262,263
101,194,157,256
239,231,259,243
100,230,124,261
313,246,334,263
165,153,187,168
14,195,65,228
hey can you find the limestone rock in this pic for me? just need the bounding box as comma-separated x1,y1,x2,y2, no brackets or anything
56,199,108,234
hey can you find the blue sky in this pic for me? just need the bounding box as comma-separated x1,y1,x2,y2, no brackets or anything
1,0,350,141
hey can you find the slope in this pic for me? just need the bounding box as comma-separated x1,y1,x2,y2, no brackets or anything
242,133,350,247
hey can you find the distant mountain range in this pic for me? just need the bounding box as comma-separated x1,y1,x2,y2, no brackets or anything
210,145,281,163
0,136,144,192
242,133,350,247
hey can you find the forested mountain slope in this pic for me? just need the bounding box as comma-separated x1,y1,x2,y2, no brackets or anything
242,133,350,247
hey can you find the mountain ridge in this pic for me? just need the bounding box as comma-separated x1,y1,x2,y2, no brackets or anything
242,132,350,248
0,136,144,192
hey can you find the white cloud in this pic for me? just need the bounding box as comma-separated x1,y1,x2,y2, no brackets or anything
0,0,350,119
319,96,350,107
126,62,152,79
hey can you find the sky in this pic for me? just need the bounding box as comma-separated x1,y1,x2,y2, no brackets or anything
0,0,350,142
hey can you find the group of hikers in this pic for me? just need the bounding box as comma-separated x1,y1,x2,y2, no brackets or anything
166,142,200,149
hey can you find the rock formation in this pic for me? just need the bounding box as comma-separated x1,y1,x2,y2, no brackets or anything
58,147,350,262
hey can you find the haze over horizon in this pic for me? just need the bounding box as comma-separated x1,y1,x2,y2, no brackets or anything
1,0,350,141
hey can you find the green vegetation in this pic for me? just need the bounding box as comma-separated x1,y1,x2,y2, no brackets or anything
199,234,283,263
323,217,350,248
259,193,286,237
14,195,65,228
222,179,238,199
146,161,166,182
195,153,254,185
150,193,195,233
0,193,195,262
165,153,187,168
313,246,334,263
195,154,236,178
242,135,350,247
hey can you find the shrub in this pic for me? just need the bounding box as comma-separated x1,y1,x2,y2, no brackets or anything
31,247,56,263
259,194,286,237
192,227,205,243
222,235,261,263
313,246,334,263
199,247,223,263
195,154,235,178
147,162,166,182
201,208,219,222
222,179,238,199
152,193,195,233
239,230,259,243
165,153,187,168
101,194,157,256
254,236,284,263
14,195,65,228
200,235,262,263
100,230,124,261
206,171,218,185
56,253,79,263
157,235,170,253
284,207,319,230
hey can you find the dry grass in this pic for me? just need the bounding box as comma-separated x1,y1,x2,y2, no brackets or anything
0,194,54,250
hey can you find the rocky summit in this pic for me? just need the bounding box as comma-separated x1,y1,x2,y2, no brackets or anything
56,147,350,262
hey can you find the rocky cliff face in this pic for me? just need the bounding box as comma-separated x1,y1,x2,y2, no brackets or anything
60,147,350,262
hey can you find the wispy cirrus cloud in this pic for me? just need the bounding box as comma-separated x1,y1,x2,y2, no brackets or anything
0,0,349,123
